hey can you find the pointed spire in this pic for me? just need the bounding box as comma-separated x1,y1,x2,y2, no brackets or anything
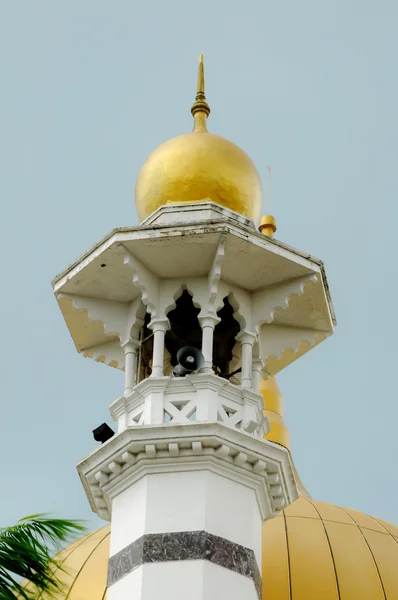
191,54,211,132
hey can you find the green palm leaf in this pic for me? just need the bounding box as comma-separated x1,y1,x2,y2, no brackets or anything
0,514,86,600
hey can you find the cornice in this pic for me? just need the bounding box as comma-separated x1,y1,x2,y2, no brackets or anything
77,422,297,523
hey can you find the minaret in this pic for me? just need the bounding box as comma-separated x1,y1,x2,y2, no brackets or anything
53,57,335,600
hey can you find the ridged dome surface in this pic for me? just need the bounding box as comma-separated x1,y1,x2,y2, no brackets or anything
262,496,398,599
30,497,398,599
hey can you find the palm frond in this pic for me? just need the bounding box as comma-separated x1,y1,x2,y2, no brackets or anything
0,514,86,600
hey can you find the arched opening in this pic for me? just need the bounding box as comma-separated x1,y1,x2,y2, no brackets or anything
165,290,202,368
213,297,241,383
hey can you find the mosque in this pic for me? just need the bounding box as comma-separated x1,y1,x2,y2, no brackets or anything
43,57,397,599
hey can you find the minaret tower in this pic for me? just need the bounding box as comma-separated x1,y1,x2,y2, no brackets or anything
52,56,335,600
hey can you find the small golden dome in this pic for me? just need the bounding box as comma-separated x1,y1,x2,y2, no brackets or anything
260,377,291,450
135,55,262,222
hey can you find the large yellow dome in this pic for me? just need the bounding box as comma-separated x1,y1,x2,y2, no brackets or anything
30,497,398,600
135,55,262,223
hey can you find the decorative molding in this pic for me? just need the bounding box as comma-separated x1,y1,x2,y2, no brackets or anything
158,279,205,321
110,374,268,439
252,274,318,326
259,325,329,376
123,250,159,317
77,422,297,523
54,207,334,377
124,297,146,346
57,293,143,369
107,530,261,599
207,235,226,314
221,286,251,330
65,294,128,339
82,339,124,369
139,201,257,231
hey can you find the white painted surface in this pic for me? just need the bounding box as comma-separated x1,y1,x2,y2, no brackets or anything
141,201,256,230
202,561,258,600
107,564,142,600
78,422,297,524
123,341,138,395
204,471,263,564
251,359,263,394
236,331,256,388
199,315,220,373
109,470,262,566
54,202,334,380
108,560,258,600
110,374,268,439
109,476,148,554
148,319,169,377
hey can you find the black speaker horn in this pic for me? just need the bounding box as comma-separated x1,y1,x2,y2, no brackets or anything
92,423,115,444
173,346,205,377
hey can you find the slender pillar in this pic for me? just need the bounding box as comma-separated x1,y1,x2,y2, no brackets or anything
199,315,220,374
251,358,263,394
122,340,139,396
236,331,257,389
148,319,169,377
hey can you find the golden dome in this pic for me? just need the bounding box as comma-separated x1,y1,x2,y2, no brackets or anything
135,55,262,223
30,498,398,600
263,496,398,599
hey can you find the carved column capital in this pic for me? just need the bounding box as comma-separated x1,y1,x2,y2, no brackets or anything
198,315,221,329
121,338,140,350
148,318,170,333
236,330,257,346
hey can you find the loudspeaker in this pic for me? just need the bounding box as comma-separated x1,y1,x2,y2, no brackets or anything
92,423,115,443
172,346,205,377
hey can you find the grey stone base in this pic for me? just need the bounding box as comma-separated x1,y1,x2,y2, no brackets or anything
107,530,261,598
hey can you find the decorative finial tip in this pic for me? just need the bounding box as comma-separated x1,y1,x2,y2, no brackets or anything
191,53,210,126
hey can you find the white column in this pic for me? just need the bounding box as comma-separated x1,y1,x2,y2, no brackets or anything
199,315,220,374
107,460,263,600
107,436,270,600
236,331,257,389
122,340,139,396
79,428,297,600
251,358,263,394
148,319,169,378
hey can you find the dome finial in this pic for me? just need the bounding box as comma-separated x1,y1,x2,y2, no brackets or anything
191,54,211,132
259,166,277,237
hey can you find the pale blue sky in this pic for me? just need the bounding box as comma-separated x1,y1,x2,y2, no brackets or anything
1,0,397,531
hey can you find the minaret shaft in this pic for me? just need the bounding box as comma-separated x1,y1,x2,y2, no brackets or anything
106,460,263,599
